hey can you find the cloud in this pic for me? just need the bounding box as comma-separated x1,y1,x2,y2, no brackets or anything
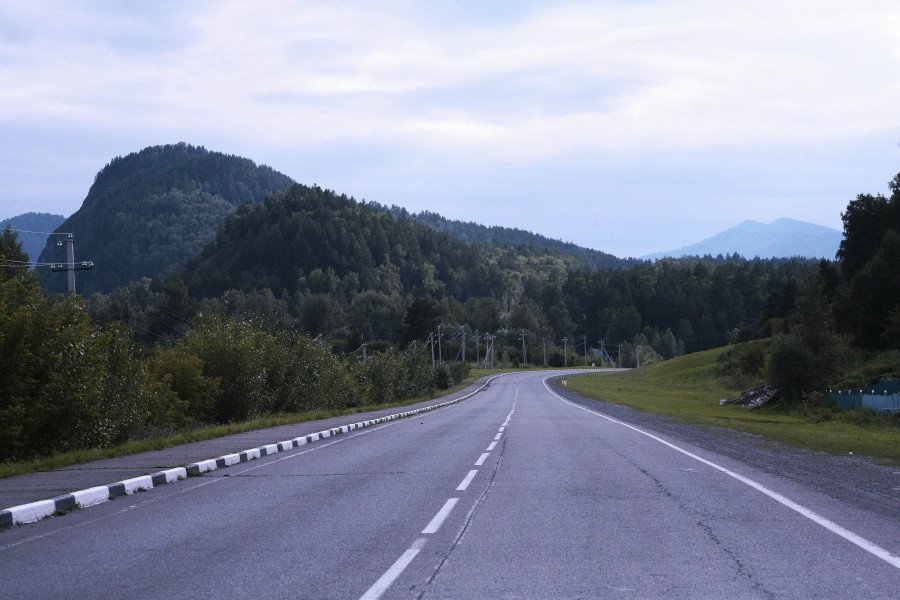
1,0,898,254
2,0,898,165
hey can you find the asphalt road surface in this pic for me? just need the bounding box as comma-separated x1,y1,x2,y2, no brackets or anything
1,371,897,599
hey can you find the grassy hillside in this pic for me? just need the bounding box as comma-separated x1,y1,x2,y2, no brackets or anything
564,347,899,462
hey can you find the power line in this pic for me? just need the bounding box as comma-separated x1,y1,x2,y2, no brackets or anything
2,228,72,237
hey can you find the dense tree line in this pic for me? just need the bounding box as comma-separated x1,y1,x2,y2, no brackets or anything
38,143,295,295
162,184,817,365
377,203,629,270
2,228,467,461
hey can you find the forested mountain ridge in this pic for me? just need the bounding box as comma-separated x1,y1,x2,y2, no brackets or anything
0,212,65,263
377,204,628,269
171,182,817,357
38,143,295,295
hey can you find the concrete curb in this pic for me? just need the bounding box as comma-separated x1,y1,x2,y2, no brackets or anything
0,374,506,529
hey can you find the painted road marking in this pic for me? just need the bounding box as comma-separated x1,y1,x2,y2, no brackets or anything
475,453,490,466
358,538,427,600
456,470,478,491
493,432,502,440
422,498,459,534
543,377,900,571
486,442,497,451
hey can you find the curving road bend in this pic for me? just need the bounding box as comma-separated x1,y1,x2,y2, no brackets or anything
1,371,897,599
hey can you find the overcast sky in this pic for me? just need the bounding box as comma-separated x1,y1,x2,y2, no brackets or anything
1,0,898,257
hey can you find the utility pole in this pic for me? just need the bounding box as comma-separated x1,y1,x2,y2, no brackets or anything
461,327,466,363
50,233,93,294
491,335,496,368
542,337,547,367
562,337,568,367
362,342,367,363
520,331,527,368
437,325,443,363
636,346,641,368
428,333,435,369
475,330,480,366
583,335,588,364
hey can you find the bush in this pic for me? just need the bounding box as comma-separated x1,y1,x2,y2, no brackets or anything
718,339,770,388
768,334,818,404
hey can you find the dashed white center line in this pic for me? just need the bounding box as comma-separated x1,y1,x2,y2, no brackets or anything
493,432,503,440
474,452,489,466
486,441,497,451
358,538,427,600
422,498,459,534
456,470,478,491
498,426,505,432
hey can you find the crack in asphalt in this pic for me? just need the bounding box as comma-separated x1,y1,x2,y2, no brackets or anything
632,462,776,598
414,432,510,599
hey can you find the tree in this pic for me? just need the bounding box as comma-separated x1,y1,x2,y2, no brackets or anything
836,175,900,280
844,230,900,348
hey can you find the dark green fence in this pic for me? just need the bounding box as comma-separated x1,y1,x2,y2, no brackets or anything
827,380,900,413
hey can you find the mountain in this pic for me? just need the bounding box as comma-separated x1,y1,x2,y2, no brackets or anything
182,185,496,301
0,212,66,264
377,205,627,270
38,143,295,295
642,218,842,260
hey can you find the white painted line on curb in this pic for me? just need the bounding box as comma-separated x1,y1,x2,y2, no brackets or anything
359,538,427,600
475,453,490,466
486,441,497,451
456,470,478,491
543,377,900,571
71,486,109,509
422,498,459,534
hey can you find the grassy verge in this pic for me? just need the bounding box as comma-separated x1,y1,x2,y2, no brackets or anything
0,375,488,480
562,347,899,463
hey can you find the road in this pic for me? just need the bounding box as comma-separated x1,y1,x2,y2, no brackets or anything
1,371,897,599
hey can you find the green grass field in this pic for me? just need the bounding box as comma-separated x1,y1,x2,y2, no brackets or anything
563,347,900,463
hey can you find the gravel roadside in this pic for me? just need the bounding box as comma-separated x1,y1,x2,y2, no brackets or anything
551,380,900,521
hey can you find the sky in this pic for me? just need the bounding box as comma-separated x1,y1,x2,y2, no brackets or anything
1,0,898,257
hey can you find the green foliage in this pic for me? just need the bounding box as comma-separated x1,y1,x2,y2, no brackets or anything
38,143,294,295
149,347,219,425
718,339,770,388
844,230,900,348
176,317,272,422
379,204,625,270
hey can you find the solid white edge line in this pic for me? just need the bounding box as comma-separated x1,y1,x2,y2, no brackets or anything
475,453,490,466
542,376,900,570
358,539,426,600
456,470,478,491
422,498,459,534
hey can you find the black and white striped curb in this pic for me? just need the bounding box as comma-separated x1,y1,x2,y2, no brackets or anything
0,374,507,529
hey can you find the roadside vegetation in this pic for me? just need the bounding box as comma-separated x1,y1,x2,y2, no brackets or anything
0,373,485,479
564,347,899,462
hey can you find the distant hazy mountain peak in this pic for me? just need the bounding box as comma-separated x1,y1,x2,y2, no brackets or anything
643,217,841,260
